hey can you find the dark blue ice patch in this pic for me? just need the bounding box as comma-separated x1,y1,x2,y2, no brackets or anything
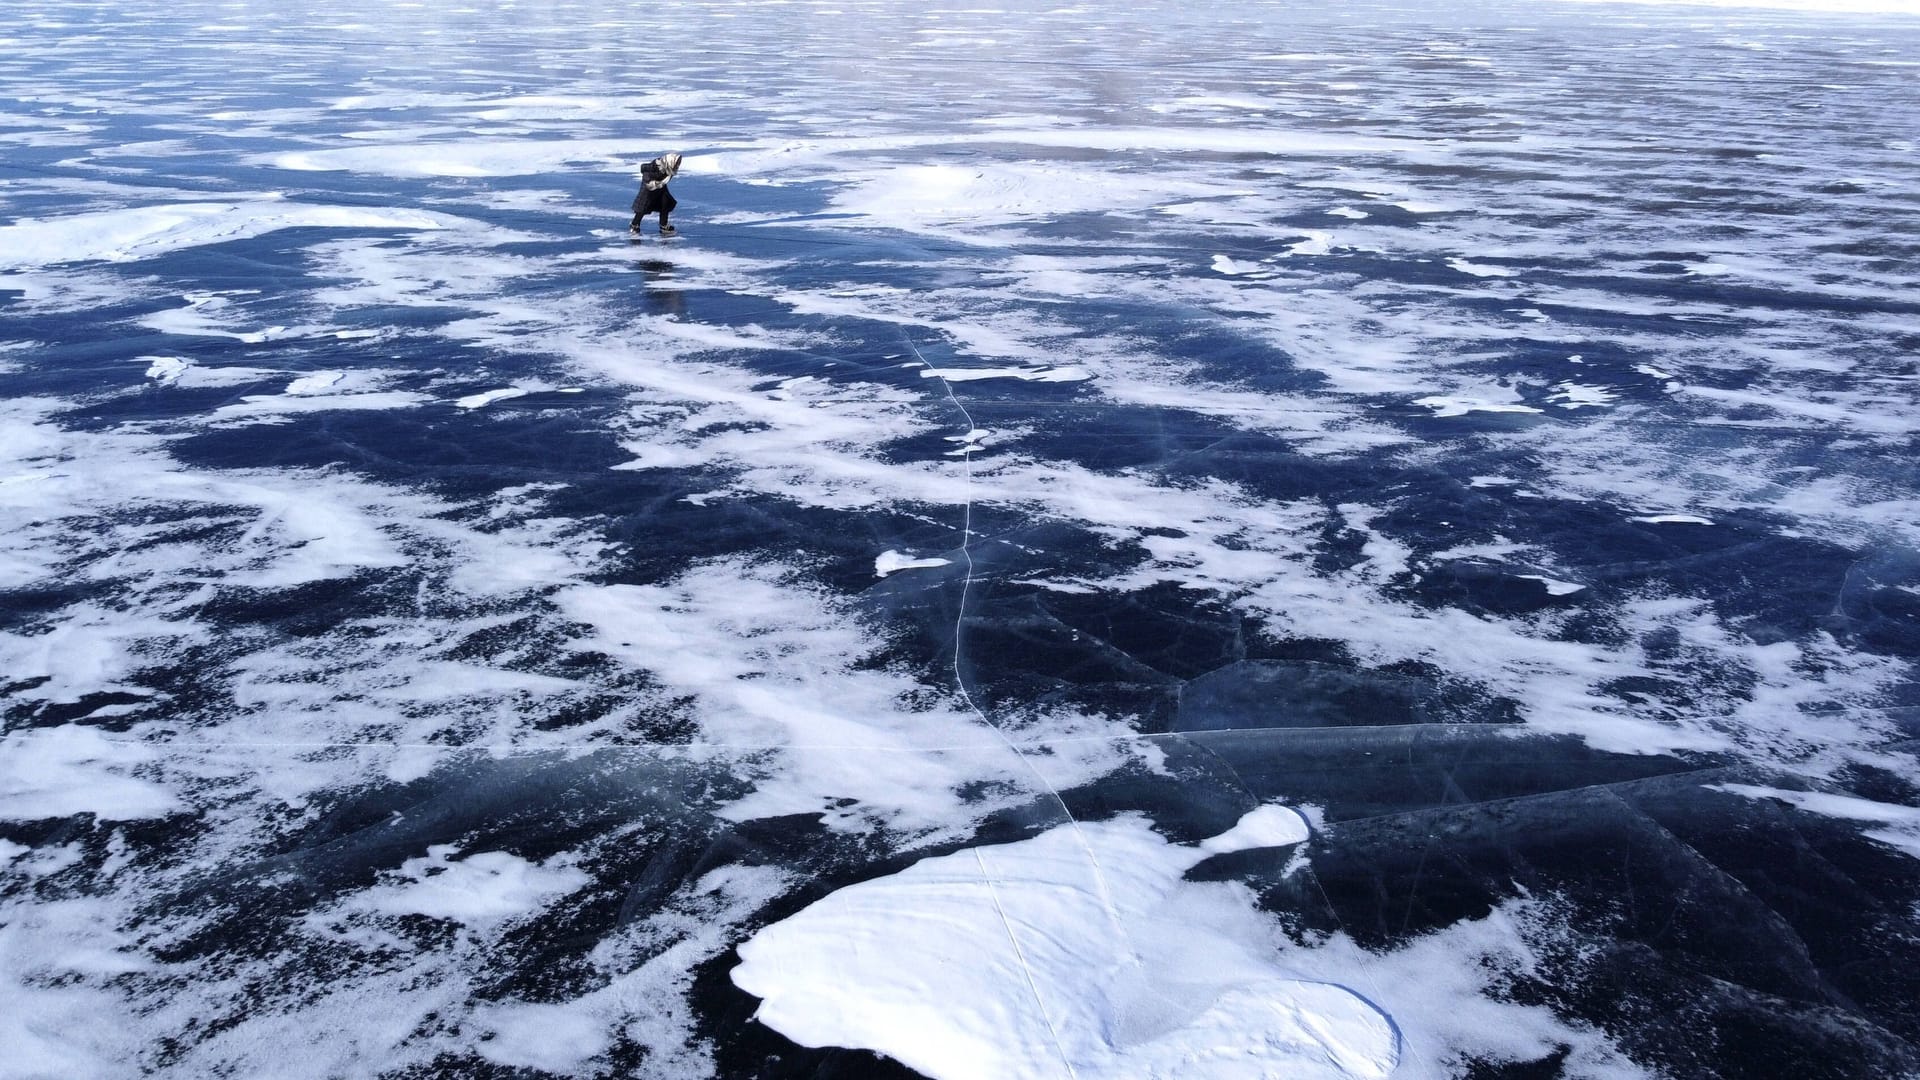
1175,658,1506,730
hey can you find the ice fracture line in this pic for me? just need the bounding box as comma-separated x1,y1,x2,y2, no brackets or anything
907,327,1426,1080
904,327,1149,1077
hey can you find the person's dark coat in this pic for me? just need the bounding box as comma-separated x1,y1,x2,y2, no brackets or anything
632,153,682,217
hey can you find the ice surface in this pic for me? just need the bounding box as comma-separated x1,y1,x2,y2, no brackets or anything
1550,0,1917,10
4,0,1918,1076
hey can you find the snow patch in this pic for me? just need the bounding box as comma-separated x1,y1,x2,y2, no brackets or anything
455,387,531,409
1549,383,1616,409
1631,513,1715,525
141,355,189,384
339,846,589,927
1713,784,1920,859
732,807,1394,1080
1412,395,1543,418
1516,574,1587,596
1447,258,1517,278
920,365,1090,383
875,550,954,578
0,200,456,270
0,727,179,821
554,560,1127,832
1211,253,1265,276
285,371,344,395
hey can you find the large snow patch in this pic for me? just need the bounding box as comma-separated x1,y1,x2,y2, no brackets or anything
732,806,1397,1080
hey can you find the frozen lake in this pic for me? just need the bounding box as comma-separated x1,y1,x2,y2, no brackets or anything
4,0,1920,1076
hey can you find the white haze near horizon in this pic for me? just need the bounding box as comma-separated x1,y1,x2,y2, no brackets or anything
1553,0,1919,12
2,0,1918,1077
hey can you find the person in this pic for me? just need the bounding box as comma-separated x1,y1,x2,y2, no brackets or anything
629,152,683,236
